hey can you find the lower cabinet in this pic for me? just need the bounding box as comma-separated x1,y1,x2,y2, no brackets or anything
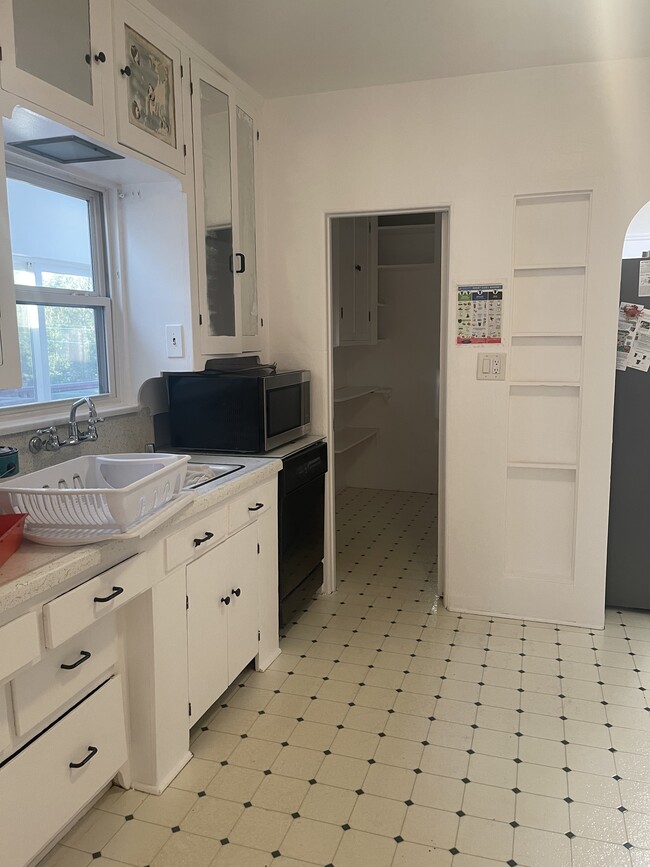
0,676,127,867
186,522,259,725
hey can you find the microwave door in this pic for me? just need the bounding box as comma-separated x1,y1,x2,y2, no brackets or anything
264,374,311,450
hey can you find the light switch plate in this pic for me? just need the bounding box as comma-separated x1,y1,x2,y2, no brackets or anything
477,352,506,380
165,324,184,358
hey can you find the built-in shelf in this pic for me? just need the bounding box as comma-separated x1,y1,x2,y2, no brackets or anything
378,224,435,234
508,461,577,471
334,386,382,404
511,332,583,339
335,427,379,455
377,263,435,271
377,302,387,308
509,381,581,388
514,264,586,272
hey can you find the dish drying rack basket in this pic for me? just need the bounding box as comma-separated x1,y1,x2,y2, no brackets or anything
0,453,190,533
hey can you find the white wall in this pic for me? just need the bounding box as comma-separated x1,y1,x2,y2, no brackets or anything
261,58,650,627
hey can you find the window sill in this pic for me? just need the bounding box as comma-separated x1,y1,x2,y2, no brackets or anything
0,401,142,436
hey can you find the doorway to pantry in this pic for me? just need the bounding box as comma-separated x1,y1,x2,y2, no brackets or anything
327,210,446,604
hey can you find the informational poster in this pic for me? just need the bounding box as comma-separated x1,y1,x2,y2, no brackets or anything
639,260,650,297
457,284,503,344
629,309,650,372
617,302,644,371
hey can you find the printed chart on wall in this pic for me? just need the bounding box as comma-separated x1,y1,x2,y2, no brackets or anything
617,302,650,372
457,284,503,344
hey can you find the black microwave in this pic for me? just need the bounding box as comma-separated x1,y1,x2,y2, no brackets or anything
167,368,311,453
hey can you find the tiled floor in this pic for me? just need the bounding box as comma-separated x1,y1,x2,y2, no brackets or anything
44,487,650,866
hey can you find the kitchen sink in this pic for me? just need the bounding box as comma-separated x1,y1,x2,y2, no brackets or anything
183,462,244,490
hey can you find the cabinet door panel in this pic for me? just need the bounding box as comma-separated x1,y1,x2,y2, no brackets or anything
113,0,185,172
337,217,356,344
353,217,371,341
0,0,106,134
186,550,229,725
226,524,259,680
236,105,259,346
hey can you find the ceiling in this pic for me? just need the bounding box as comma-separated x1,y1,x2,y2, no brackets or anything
148,0,650,98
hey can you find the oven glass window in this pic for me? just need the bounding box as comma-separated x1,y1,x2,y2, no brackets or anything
267,384,301,437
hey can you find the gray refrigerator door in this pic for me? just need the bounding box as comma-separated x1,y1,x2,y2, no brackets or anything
606,257,650,609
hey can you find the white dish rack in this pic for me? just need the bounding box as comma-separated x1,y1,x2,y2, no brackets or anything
0,453,191,543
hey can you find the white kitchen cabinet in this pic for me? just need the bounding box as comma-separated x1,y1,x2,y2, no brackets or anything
332,215,378,346
191,59,260,355
0,675,127,867
187,521,258,725
0,0,111,135
112,0,187,172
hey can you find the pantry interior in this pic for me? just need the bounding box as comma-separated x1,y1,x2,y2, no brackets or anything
330,212,443,595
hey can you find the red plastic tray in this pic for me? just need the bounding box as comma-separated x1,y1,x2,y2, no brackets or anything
0,513,27,570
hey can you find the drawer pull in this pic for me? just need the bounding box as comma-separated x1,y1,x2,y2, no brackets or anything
69,745,98,769
232,587,241,597
94,586,124,604
248,503,264,512
193,532,214,547
221,596,231,606
60,650,92,670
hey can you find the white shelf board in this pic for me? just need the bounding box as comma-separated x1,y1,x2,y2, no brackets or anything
514,264,586,272
378,224,435,234
334,386,382,404
509,381,581,388
511,332,583,339
507,461,577,471
377,302,387,308
377,263,435,271
334,427,378,455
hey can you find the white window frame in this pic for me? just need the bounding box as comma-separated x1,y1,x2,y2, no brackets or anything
0,159,127,425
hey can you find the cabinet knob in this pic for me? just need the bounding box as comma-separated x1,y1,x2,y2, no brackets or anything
221,595,231,606
232,588,241,597
94,51,106,63
120,65,131,77
355,264,362,271
69,745,98,769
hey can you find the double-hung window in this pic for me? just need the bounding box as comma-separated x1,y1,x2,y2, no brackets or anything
1,163,113,408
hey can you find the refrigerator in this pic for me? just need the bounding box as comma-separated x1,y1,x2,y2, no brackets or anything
606,256,650,609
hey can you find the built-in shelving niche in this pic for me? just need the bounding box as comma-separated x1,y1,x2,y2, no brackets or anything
504,191,590,586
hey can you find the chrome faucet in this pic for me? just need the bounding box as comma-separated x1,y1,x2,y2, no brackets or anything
63,397,104,446
29,397,105,453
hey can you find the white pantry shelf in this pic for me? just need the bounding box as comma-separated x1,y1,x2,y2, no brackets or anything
377,224,435,234
335,427,379,455
513,264,587,272
334,386,384,404
507,461,577,471
377,263,435,271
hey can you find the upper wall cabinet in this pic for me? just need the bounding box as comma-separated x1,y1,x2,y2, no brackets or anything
332,216,378,347
112,0,187,173
0,0,110,135
191,59,260,355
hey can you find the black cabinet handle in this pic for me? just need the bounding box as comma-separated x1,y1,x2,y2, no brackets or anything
120,65,131,77
85,54,91,64
232,588,241,597
235,253,246,274
221,596,231,606
94,586,124,603
94,51,106,63
69,745,98,769
355,264,362,271
248,503,264,512
193,532,214,547
60,650,91,670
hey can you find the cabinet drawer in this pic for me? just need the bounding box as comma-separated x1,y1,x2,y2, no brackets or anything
43,554,148,648
228,481,275,533
12,617,117,737
0,611,41,683
165,506,228,571
0,676,126,867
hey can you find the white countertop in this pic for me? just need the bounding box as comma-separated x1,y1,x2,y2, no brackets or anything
0,456,281,622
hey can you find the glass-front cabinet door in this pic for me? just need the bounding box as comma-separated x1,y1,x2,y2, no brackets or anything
191,60,260,354
0,0,108,134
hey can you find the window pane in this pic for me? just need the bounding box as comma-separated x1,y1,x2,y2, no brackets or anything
7,178,94,291
0,304,107,407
